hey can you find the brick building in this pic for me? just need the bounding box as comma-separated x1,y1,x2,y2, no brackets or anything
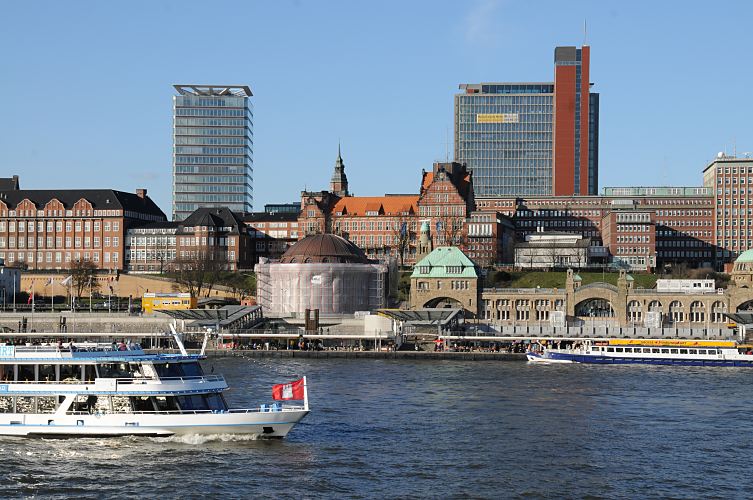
296,155,513,266
703,154,753,270
0,180,166,271
243,211,300,261
475,186,715,270
126,207,254,273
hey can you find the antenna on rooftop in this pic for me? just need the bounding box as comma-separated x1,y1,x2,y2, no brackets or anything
445,127,450,162
583,19,588,45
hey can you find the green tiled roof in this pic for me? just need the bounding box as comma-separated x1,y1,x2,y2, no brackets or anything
737,249,753,263
411,247,478,278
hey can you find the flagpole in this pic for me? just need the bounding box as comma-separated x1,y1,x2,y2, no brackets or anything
303,376,309,411
51,279,54,313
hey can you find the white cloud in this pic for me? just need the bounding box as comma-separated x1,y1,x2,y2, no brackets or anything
463,0,504,45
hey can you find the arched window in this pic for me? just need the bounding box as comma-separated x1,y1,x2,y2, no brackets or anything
689,301,705,323
627,300,642,323
515,300,530,321
648,300,662,313
712,301,727,323
669,301,684,323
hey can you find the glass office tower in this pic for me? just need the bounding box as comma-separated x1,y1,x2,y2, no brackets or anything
455,83,554,197
172,85,253,221
455,45,598,198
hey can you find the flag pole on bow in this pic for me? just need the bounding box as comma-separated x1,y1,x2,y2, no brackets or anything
303,376,309,411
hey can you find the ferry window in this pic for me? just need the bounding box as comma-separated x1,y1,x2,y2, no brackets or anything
652,348,660,353
0,365,12,381
670,349,678,354
689,350,697,354
72,395,99,413
607,347,614,352
708,349,716,355
37,396,57,414
679,349,688,354
154,363,183,378
60,364,81,382
153,396,180,412
180,362,204,378
205,393,228,411
98,363,134,378
697,349,706,355
17,365,34,382
39,364,55,382
84,365,97,382
131,396,153,412
615,348,623,352
660,349,669,354
624,348,632,353
176,395,207,411
16,396,35,413
0,396,12,413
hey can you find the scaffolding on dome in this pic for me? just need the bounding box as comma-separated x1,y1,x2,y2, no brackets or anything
255,262,387,316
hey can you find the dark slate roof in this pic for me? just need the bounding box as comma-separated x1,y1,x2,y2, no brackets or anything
280,233,369,264
243,211,299,223
0,189,166,219
0,176,19,191
180,207,244,232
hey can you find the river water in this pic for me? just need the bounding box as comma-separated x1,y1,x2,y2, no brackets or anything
1,357,752,498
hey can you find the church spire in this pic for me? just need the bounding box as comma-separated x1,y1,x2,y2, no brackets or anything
330,144,349,197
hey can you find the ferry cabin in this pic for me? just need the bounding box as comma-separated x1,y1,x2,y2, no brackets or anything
0,345,229,417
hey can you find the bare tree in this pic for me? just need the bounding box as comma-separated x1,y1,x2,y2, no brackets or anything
390,215,413,268
172,249,225,298
436,214,466,247
70,259,99,300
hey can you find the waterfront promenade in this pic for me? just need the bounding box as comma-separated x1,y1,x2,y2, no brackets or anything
154,348,527,361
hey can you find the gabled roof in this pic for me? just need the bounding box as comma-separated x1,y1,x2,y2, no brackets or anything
332,196,418,217
411,247,478,278
180,207,244,232
0,176,19,191
0,189,166,219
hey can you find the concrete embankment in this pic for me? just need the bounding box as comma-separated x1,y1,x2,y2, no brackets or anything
152,349,527,361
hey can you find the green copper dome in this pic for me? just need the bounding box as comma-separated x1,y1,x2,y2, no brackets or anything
736,249,753,263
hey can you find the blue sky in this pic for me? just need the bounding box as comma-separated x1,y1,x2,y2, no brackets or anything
1,0,752,215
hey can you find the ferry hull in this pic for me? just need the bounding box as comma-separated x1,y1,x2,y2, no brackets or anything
544,352,753,367
0,409,309,438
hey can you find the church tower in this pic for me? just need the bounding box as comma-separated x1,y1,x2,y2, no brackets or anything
330,144,349,197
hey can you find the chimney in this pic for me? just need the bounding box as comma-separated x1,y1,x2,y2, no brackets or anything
136,188,147,199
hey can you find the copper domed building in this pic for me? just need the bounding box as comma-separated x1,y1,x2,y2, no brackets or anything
255,234,387,315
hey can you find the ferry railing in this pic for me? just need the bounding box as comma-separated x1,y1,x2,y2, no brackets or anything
65,406,306,415
3,375,226,385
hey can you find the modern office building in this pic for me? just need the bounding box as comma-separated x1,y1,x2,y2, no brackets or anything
172,85,254,221
455,45,598,198
703,153,753,269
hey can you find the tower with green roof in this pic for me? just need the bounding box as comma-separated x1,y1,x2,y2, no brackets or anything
409,246,479,315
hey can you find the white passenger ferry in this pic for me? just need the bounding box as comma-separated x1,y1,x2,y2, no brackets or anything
0,335,309,438
526,339,753,366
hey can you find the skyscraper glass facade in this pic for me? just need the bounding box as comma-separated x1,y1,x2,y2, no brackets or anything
172,85,253,221
454,84,554,197
455,45,598,198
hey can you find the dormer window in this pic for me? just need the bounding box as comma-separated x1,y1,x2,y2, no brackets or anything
418,266,430,274
366,211,378,216
447,266,462,274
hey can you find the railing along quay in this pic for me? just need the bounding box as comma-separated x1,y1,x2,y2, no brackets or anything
148,349,527,361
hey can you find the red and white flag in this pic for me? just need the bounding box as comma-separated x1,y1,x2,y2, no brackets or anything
272,378,305,401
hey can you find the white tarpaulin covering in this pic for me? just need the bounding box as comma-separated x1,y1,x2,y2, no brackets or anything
255,262,387,315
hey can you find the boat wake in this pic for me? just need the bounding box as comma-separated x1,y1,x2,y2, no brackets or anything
149,433,264,445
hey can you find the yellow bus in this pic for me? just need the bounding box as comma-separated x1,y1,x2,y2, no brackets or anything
142,293,197,313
